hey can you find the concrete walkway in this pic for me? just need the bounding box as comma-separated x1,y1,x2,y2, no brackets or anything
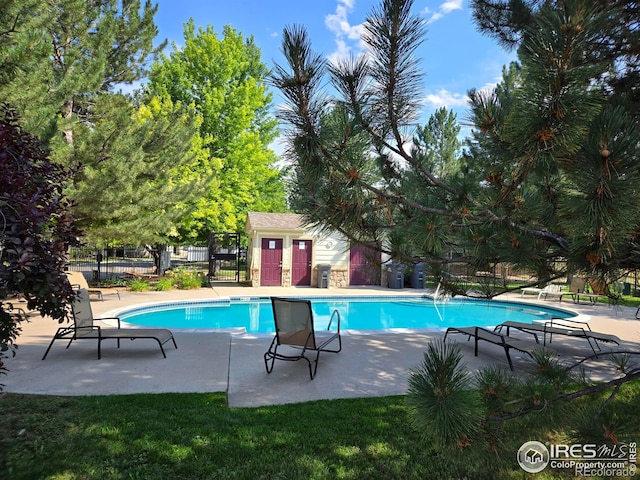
3,286,640,407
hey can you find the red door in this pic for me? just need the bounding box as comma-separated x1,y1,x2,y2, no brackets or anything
260,238,283,286
292,239,312,286
350,244,381,285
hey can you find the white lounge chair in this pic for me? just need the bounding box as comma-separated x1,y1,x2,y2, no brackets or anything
521,284,564,300
541,277,606,304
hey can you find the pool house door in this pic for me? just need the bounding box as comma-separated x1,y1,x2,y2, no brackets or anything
260,238,283,286
349,244,381,286
291,239,312,286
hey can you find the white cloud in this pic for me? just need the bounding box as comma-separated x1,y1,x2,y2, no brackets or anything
423,0,463,24
477,80,500,93
327,38,354,66
422,89,469,109
325,0,365,64
325,0,465,63
440,0,463,14
325,2,362,40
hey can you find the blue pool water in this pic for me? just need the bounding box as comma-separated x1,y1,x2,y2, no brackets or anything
119,296,576,333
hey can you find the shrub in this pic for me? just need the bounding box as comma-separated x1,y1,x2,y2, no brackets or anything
103,275,127,287
128,279,150,292
406,339,484,448
174,270,202,290
1,105,80,383
154,278,175,291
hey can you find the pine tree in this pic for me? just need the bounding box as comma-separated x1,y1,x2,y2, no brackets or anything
467,0,640,287
0,0,165,145
272,0,640,293
62,92,207,244
0,1,209,245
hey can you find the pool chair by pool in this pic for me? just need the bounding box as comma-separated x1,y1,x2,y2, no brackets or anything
538,277,605,304
42,289,177,360
521,283,564,300
494,319,620,356
265,297,342,380
66,270,120,301
444,326,553,371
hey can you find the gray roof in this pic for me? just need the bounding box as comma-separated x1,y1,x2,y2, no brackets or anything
246,212,306,231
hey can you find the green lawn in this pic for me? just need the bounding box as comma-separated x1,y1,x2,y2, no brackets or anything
2,386,639,479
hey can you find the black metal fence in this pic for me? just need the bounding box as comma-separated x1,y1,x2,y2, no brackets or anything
67,244,246,285
67,243,640,294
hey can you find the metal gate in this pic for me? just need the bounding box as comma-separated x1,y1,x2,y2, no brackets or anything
208,232,244,283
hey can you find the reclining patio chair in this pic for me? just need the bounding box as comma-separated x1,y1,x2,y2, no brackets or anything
42,289,177,360
264,297,342,379
444,326,554,371
494,319,620,356
566,278,606,304
66,270,120,301
538,277,605,304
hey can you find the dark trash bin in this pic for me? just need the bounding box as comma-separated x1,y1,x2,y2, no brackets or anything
159,250,172,274
410,263,426,289
623,282,631,296
318,264,331,288
387,263,404,289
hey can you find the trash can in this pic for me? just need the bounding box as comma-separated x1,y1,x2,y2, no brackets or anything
159,250,172,274
387,263,405,289
317,264,331,288
410,263,426,289
623,282,631,296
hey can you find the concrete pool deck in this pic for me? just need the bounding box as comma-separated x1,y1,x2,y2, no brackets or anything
3,285,640,407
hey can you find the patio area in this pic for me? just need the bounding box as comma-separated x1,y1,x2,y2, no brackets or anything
3,286,640,408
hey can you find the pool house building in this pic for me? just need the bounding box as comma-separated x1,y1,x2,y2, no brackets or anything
245,212,384,288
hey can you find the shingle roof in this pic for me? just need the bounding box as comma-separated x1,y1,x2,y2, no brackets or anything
246,212,306,231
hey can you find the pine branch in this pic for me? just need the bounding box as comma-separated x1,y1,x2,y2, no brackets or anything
488,364,640,422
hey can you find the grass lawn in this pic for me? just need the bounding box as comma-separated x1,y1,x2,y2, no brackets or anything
1,385,639,479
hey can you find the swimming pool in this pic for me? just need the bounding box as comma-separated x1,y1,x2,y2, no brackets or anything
117,296,577,334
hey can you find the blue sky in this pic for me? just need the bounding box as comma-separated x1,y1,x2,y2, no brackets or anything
151,0,516,141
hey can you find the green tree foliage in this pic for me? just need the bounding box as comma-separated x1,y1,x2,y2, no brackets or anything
0,0,165,144
148,20,286,241
0,0,51,87
271,0,640,294
59,92,207,244
285,103,381,237
466,0,640,287
407,340,484,447
413,107,462,180
0,106,80,381
0,1,211,245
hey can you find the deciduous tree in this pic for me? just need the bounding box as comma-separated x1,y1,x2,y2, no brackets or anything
148,20,286,241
